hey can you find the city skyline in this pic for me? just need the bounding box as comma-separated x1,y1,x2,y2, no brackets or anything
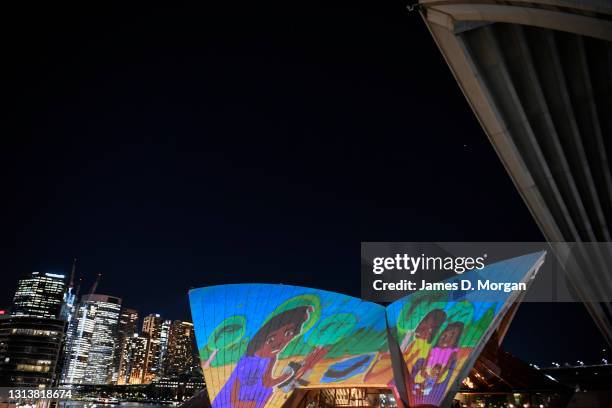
2,264,184,324
1,259,609,372
1,267,200,389
2,0,608,371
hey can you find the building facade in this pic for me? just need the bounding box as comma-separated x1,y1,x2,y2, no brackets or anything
62,294,121,384
162,320,198,377
1,271,68,387
83,294,121,384
0,315,66,387
11,272,66,319
62,300,96,384
159,319,172,370
112,307,139,383
117,334,148,385
142,313,163,383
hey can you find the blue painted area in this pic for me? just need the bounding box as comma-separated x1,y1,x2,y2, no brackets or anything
321,354,376,383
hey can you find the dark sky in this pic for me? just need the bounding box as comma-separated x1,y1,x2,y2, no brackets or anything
2,1,607,366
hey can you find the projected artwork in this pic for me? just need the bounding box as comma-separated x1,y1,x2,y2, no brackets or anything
385,252,545,407
189,285,390,408
189,251,544,408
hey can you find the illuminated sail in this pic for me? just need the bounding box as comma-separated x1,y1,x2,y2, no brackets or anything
189,284,390,408
189,251,545,408
386,252,545,407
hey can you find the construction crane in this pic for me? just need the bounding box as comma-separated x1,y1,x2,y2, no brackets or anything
68,257,77,289
89,272,102,295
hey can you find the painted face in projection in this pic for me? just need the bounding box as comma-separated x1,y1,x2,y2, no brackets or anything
245,305,312,358
436,322,463,348
211,306,313,408
415,309,446,342
257,324,297,357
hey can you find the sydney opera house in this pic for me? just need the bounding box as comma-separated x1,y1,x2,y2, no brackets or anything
186,2,612,407
188,252,570,408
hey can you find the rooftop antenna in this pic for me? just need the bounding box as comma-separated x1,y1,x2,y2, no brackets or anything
89,273,102,294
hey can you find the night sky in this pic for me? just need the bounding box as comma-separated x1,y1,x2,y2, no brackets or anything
3,1,607,366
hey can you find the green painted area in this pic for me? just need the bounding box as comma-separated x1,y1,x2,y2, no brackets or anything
200,338,249,367
460,305,495,347
207,315,246,350
307,313,357,346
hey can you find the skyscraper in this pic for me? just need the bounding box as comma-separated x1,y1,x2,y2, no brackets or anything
62,294,121,384
62,300,96,384
1,271,68,387
0,315,66,387
142,313,163,383
159,319,172,368
11,272,66,319
59,260,80,382
117,334,148,385
162,321,198,377
112,307,139,383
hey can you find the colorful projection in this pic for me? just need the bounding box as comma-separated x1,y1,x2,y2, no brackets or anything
189,285,390,408
386,251,545,407
189,251,544,408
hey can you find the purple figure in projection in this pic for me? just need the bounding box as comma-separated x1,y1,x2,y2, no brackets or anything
212,306,313,408
409,322,463,405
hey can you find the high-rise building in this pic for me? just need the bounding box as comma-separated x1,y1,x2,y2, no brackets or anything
11,272,66,319
117,334,148,385
142,313,163,383
1,270,68,387
82,294,121,384
59,260,80,383
159,319,172,366
0,315,66,387
142,313,162,337
162,321,198,377
61,300,96,384
62,294,121,384
111,307,139,383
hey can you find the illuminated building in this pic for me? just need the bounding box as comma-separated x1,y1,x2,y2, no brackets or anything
159,319,172,365
112,307,139,383
82,294,121,384
142,313,163,383
0,315,66,386
62,294,121,384
117,333,148,385
11,271,66,319
188,252,563,408
1,270,67,387
59,261,79,380
162,320,198,377
62,299,96,384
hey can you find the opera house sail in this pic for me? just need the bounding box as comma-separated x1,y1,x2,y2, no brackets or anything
188,251,545,408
